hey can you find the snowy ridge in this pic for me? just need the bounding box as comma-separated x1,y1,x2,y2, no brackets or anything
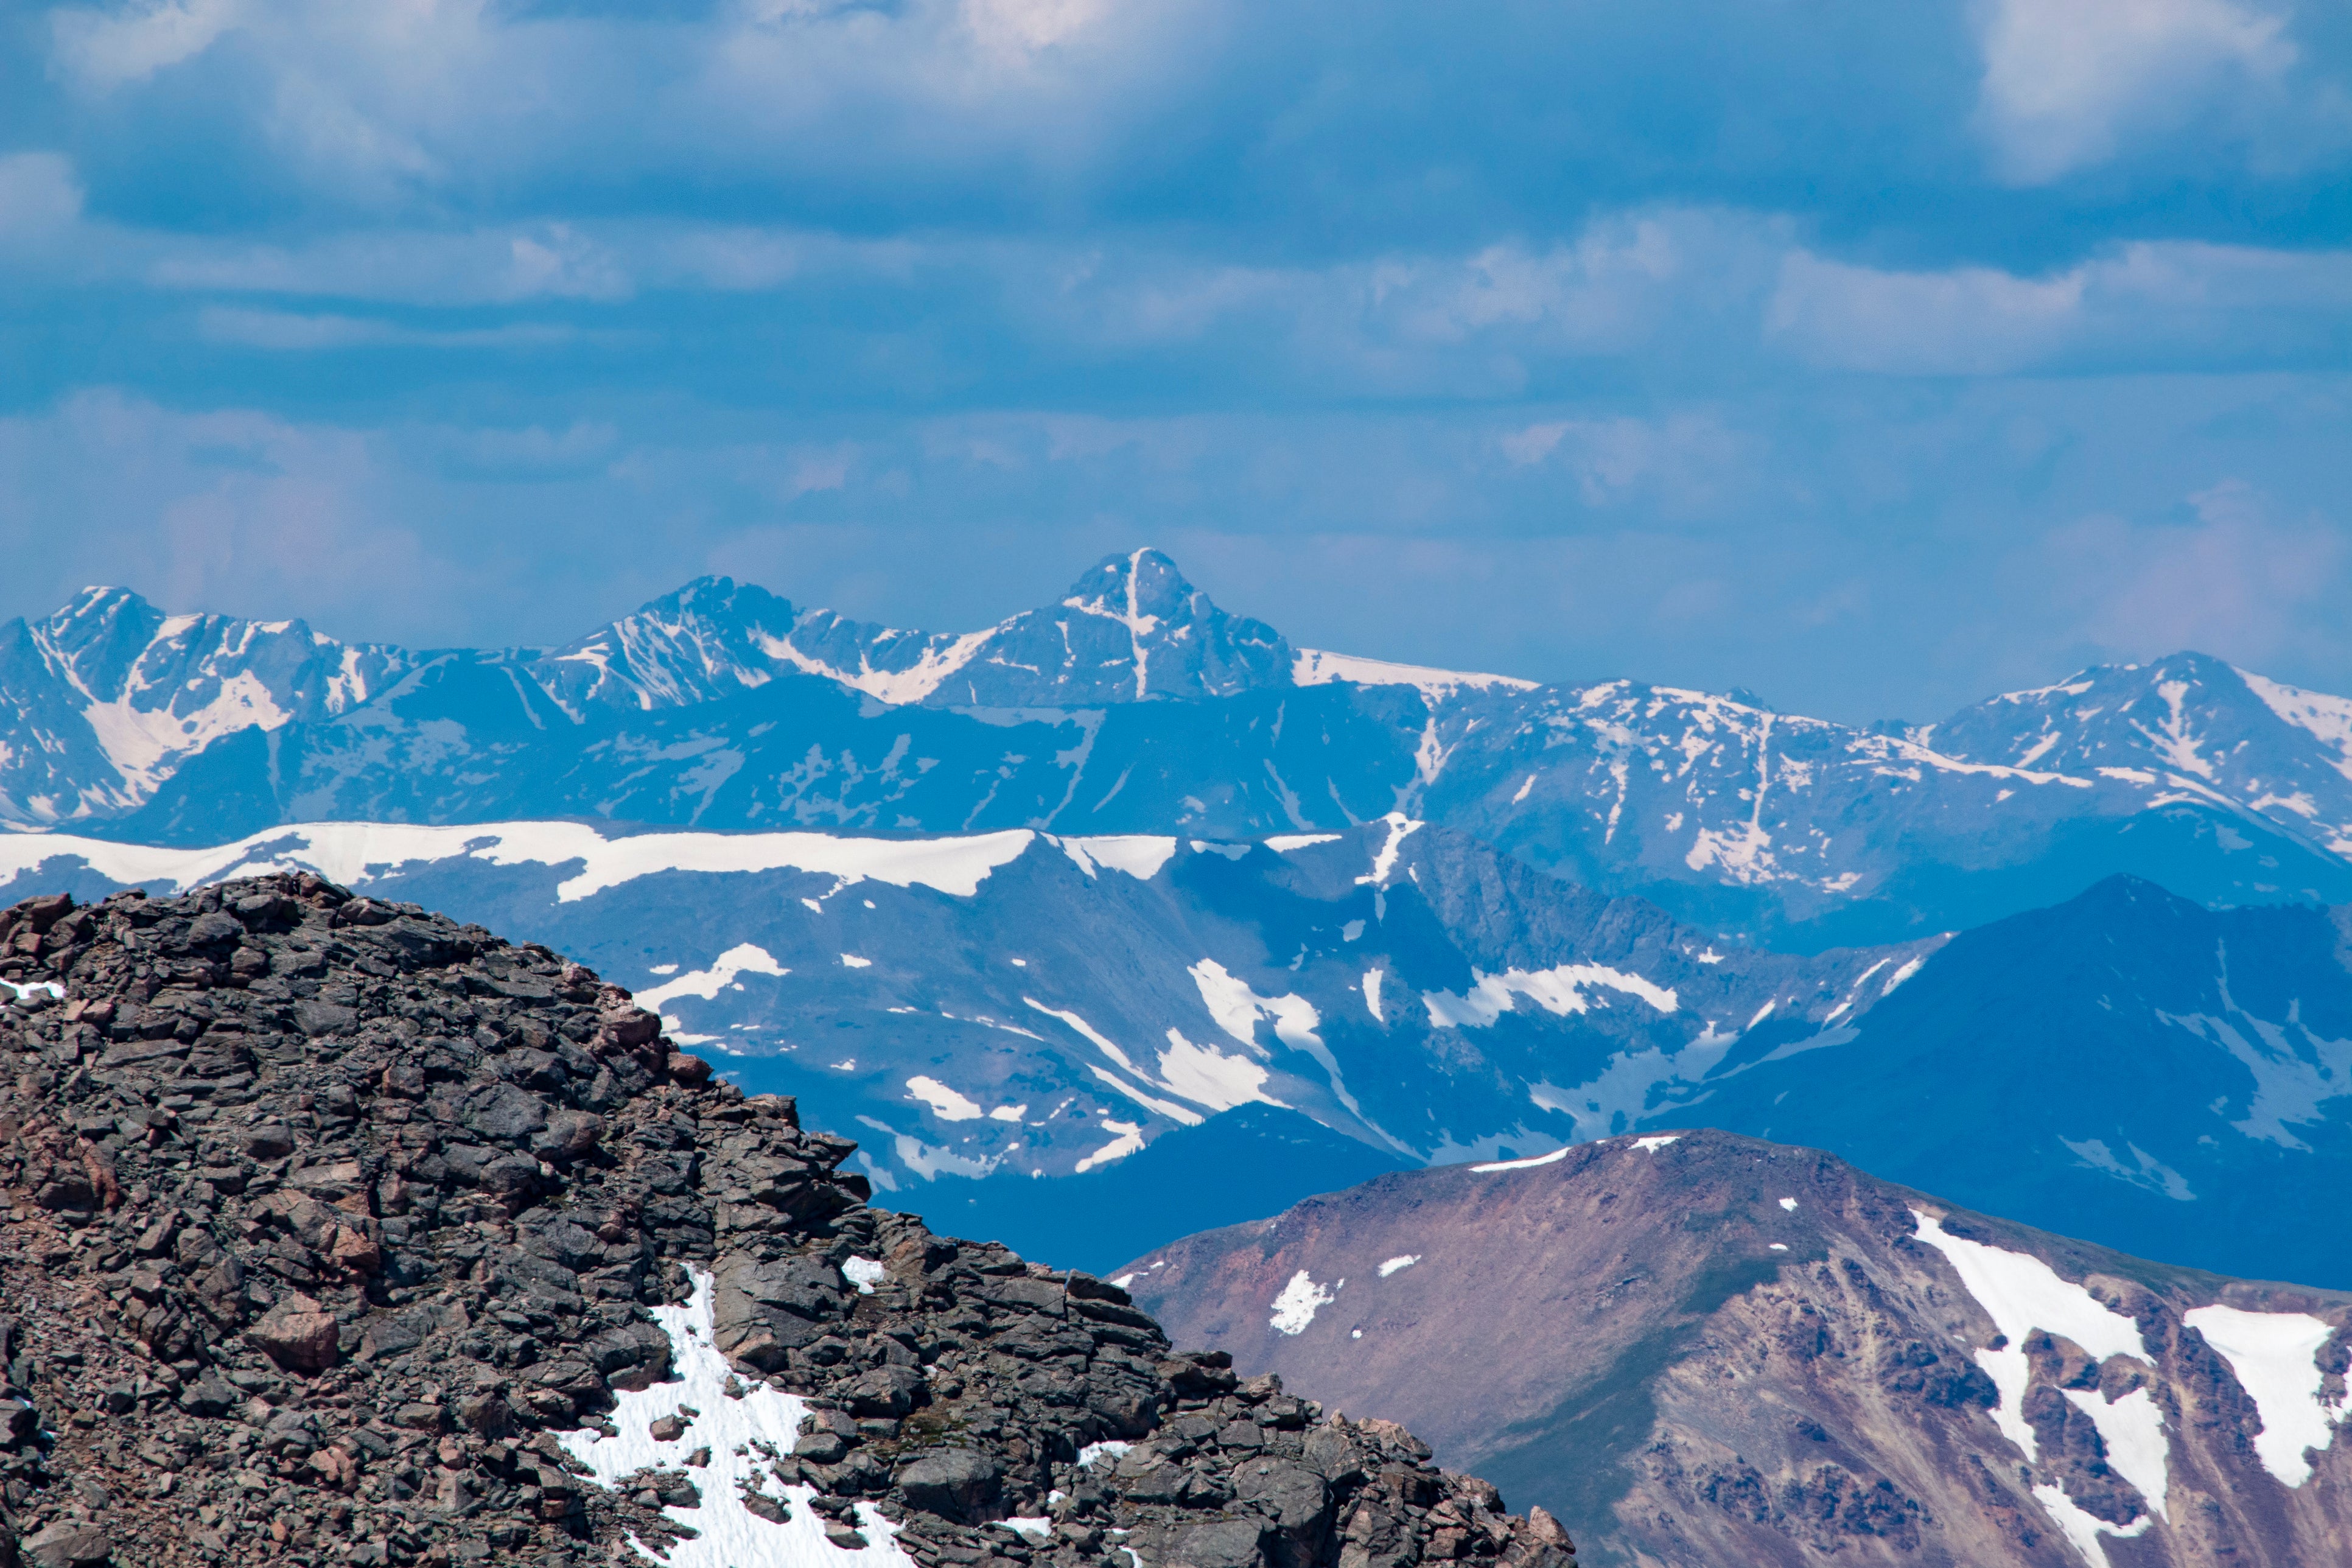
0,821,1042,903
1421,964,1678,1027
1292,649,1539,702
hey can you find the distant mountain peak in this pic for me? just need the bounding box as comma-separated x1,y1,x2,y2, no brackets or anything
531,575,802,715
1060,547,1193,618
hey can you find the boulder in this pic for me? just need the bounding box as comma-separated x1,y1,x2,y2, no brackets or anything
18,1524,111,1567
250,1294,341,1372
896,1448,1002,1521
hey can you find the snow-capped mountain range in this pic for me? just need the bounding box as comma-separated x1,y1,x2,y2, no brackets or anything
7,550,2351,947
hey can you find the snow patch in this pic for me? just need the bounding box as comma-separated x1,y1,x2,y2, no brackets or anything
1909,1208,2165,1541
1355,814,1423,887
1423,964,1677,1027
1881,956,1926,994
2238,667,2352,785
840,954,872,969
1362,970,1385,1024
905,1077,984,1122
635,944,789,1010
760,625,992,706
1059,835,1178,881
2030,1484,2151,1563
1377,1255,1420,1278
1471,1147,1568,1173
1191,959,1323,1055
2157,1000,2352,1151
842,1257,888,1295
1157,1029,1280,1113
1269,1270,1339,1335
80,670,293,803
1631,1135,1680,1152
1075,1119,1145,1172
2059,1136,2195,1201
1779,1197,1797,1211
2182,1304,2347,1486
558,1269,917,1568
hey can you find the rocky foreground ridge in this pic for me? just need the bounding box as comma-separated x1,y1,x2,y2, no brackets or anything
0,877,1577,1568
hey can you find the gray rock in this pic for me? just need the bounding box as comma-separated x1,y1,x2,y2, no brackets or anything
1169,1516,1272,1568
19,1524,111,1567
896,1448,1001,1521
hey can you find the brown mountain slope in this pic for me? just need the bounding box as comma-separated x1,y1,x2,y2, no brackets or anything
1118,1130,2352,1568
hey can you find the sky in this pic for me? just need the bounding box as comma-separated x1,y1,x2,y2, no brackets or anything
2,0,2349,724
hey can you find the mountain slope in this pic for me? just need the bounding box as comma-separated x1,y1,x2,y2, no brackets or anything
1638,875,2352,1287
10,823,2352,1288
0,586,417,821
1121,1130,2352,1568
0,819,1927,1186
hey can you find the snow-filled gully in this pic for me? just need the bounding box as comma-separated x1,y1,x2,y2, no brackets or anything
1911,1211,2351,1564
558,1268,915,1568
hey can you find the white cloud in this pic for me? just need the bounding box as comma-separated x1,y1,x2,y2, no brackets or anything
195,307,586,351
0,388,435,626
150,223,634,304
964,0,1112,56
1377,218,1703,351
1767,251,2086,374
0,153,86,252
2041,480,2351,668
1497,414,1744,511
1975,0,2297,183
50,0,247,91
1765,239,2352,375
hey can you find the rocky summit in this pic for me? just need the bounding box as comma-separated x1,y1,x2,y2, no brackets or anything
0,878,1577,1568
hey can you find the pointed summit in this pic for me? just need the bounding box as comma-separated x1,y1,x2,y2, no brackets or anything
970,546,1291,705
527,575,802,715
1059,547,1208,624
768,547,1295,708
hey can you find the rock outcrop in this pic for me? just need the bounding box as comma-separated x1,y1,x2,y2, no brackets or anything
0,877,1572,1568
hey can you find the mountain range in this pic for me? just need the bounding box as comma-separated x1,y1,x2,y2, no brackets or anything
8,550,2352,948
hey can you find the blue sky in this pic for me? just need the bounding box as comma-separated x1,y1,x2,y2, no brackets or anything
3,0,2349,723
